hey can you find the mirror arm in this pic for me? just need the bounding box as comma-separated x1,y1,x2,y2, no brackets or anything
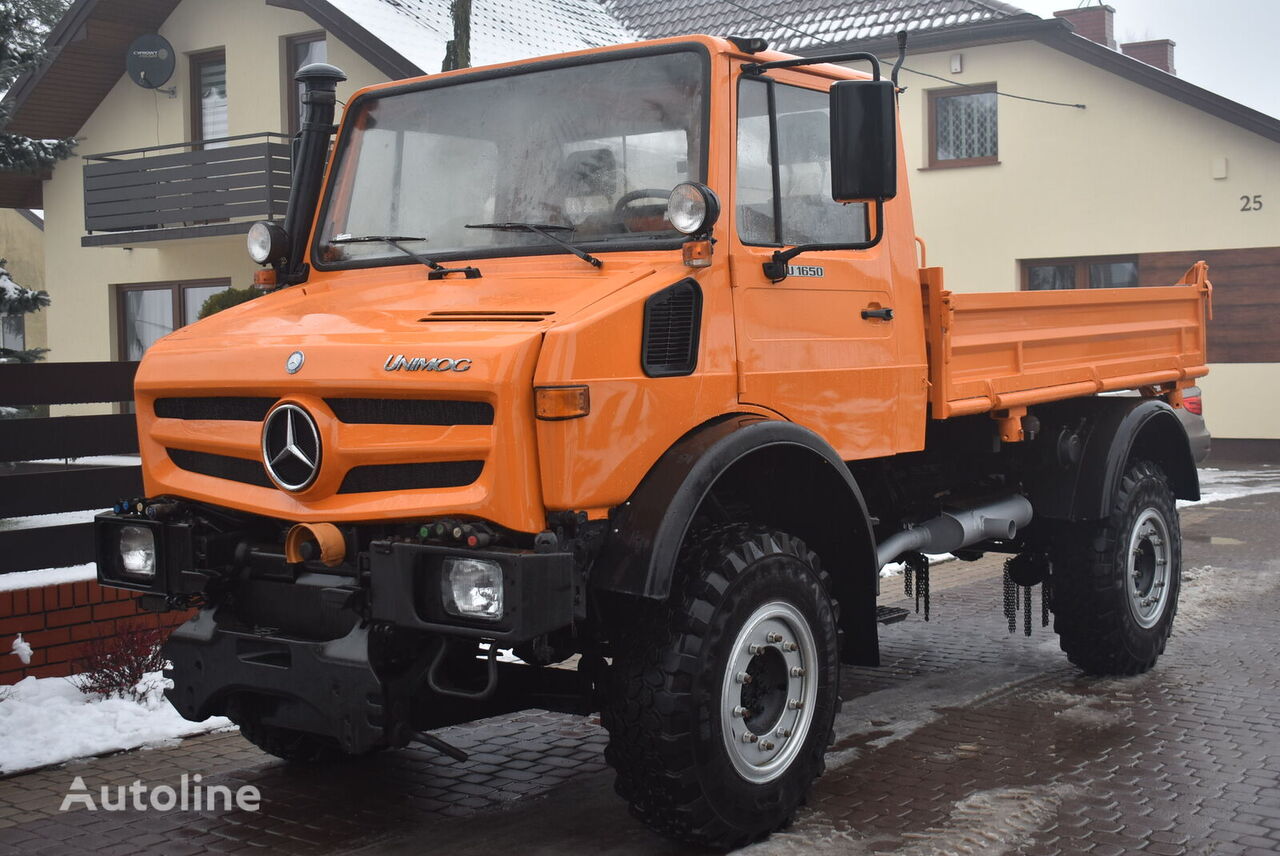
761,199,886,283
743,51,881,80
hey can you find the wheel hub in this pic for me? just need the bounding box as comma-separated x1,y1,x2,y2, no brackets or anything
1127,507,1171,629
720,602,817,783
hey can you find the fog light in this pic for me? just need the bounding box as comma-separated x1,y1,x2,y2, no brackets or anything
119,525,157,578
442,557,503,621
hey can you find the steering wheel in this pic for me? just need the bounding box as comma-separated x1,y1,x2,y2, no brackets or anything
613,188,671,223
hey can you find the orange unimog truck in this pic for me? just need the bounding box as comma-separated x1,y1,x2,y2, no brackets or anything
96,35,1210,847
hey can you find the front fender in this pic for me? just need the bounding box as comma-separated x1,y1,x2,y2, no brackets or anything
592,414,882,666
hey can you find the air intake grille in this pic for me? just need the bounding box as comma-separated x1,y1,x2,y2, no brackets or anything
167,448,272,487
419,311,553,322
642,279,702,377
325,398,494,426
154,397,275,421
338,461,484,494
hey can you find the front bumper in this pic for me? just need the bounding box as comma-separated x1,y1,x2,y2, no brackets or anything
98,509,579,748
165,611,386,753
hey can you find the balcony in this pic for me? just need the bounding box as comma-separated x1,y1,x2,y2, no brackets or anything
81,133,291,247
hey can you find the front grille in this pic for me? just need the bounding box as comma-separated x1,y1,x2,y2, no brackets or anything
154,397,275,421
338,461,484,494
167,448,273,488
325,398,494,426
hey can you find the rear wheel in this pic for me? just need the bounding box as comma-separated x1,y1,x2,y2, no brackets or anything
1052,460,1182,675
603,525,840,848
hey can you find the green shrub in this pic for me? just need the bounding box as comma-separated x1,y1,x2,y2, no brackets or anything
197,287,261,320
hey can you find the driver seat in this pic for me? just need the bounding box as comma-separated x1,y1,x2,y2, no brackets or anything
559,148,618,229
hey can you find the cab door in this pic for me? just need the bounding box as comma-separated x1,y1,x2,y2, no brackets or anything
729,69,905,461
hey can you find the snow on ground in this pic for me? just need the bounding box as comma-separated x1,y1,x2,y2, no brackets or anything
879,553,954,579
0,671,233,776
1182,466,1280,507
0,562,97,593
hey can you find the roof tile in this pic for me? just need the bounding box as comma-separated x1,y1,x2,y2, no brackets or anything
600,0,1030,51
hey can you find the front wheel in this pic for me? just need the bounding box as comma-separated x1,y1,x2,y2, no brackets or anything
1052,460,1182,675
603,525,840,848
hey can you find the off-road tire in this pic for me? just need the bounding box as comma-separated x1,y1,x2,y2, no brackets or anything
1052,460,1182,675
602,525,841,848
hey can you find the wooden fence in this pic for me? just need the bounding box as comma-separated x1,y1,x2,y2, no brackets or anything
0,361,141,574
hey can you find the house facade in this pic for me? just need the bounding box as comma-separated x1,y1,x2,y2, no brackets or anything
0,0,632,370
4,0,1276,440
601,0,1280,441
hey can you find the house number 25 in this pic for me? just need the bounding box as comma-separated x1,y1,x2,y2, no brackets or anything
1240,195,1263,211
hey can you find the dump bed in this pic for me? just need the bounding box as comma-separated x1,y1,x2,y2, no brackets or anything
922,262,1212,420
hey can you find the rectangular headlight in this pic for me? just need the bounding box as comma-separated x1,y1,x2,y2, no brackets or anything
118,524,158,579
441,557,504,621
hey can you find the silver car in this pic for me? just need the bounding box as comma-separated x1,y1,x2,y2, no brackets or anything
1178,385,1211,463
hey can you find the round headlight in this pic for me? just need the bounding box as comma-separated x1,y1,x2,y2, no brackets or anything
667,182,721,235
119,525,156,578
247,221,289,265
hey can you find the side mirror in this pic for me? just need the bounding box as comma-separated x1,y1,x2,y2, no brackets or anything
829,79,897,203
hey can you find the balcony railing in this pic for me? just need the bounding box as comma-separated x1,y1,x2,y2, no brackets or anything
82,132,291,244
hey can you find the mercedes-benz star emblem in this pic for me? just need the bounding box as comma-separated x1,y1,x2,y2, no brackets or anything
261,404,321,491
286,350,305,374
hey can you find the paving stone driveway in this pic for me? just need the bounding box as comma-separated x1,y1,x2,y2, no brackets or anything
1,477,1277,855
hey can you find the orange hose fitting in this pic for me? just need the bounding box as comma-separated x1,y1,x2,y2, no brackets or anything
285,522,347,567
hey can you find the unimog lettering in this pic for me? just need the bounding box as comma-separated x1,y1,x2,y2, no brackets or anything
383,355,472,372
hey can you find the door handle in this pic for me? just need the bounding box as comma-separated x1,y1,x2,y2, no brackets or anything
861,307,894,321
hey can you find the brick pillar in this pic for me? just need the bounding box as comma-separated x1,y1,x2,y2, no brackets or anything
1054,5,1116,49
1122,39,1176,75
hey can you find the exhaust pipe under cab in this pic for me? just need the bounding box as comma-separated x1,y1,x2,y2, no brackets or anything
875,495,1034,568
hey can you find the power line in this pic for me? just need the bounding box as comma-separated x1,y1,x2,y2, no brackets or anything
721,0,1087,110
899,66,1086,109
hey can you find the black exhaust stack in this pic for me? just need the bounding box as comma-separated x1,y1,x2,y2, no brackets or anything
281,62,347,286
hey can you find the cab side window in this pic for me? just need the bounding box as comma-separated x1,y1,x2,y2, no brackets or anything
736,78,867,246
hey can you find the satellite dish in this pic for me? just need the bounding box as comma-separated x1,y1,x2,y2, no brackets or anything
126,34,176,89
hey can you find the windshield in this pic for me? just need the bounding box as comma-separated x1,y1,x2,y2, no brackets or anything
316,49,708,268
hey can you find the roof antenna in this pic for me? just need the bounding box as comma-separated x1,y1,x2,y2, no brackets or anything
891,31,908,90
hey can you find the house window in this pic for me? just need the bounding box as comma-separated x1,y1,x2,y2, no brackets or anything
191,50,228,149
927,84,998,167
285,33,327,136
116,279,230,360
735,77,868,246
1022,256,1140,290
1,313,24,351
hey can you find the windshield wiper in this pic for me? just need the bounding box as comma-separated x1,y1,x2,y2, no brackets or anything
329,234,446,273
465,222,603,269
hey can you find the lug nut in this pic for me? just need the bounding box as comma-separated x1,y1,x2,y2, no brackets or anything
732,706,748,718
736,672,753,684
783,642,798,652
766,633,783,643
759,740,775,751
788,699,804,710
742,732,758,743
748,644,765,655
790,666,806,677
